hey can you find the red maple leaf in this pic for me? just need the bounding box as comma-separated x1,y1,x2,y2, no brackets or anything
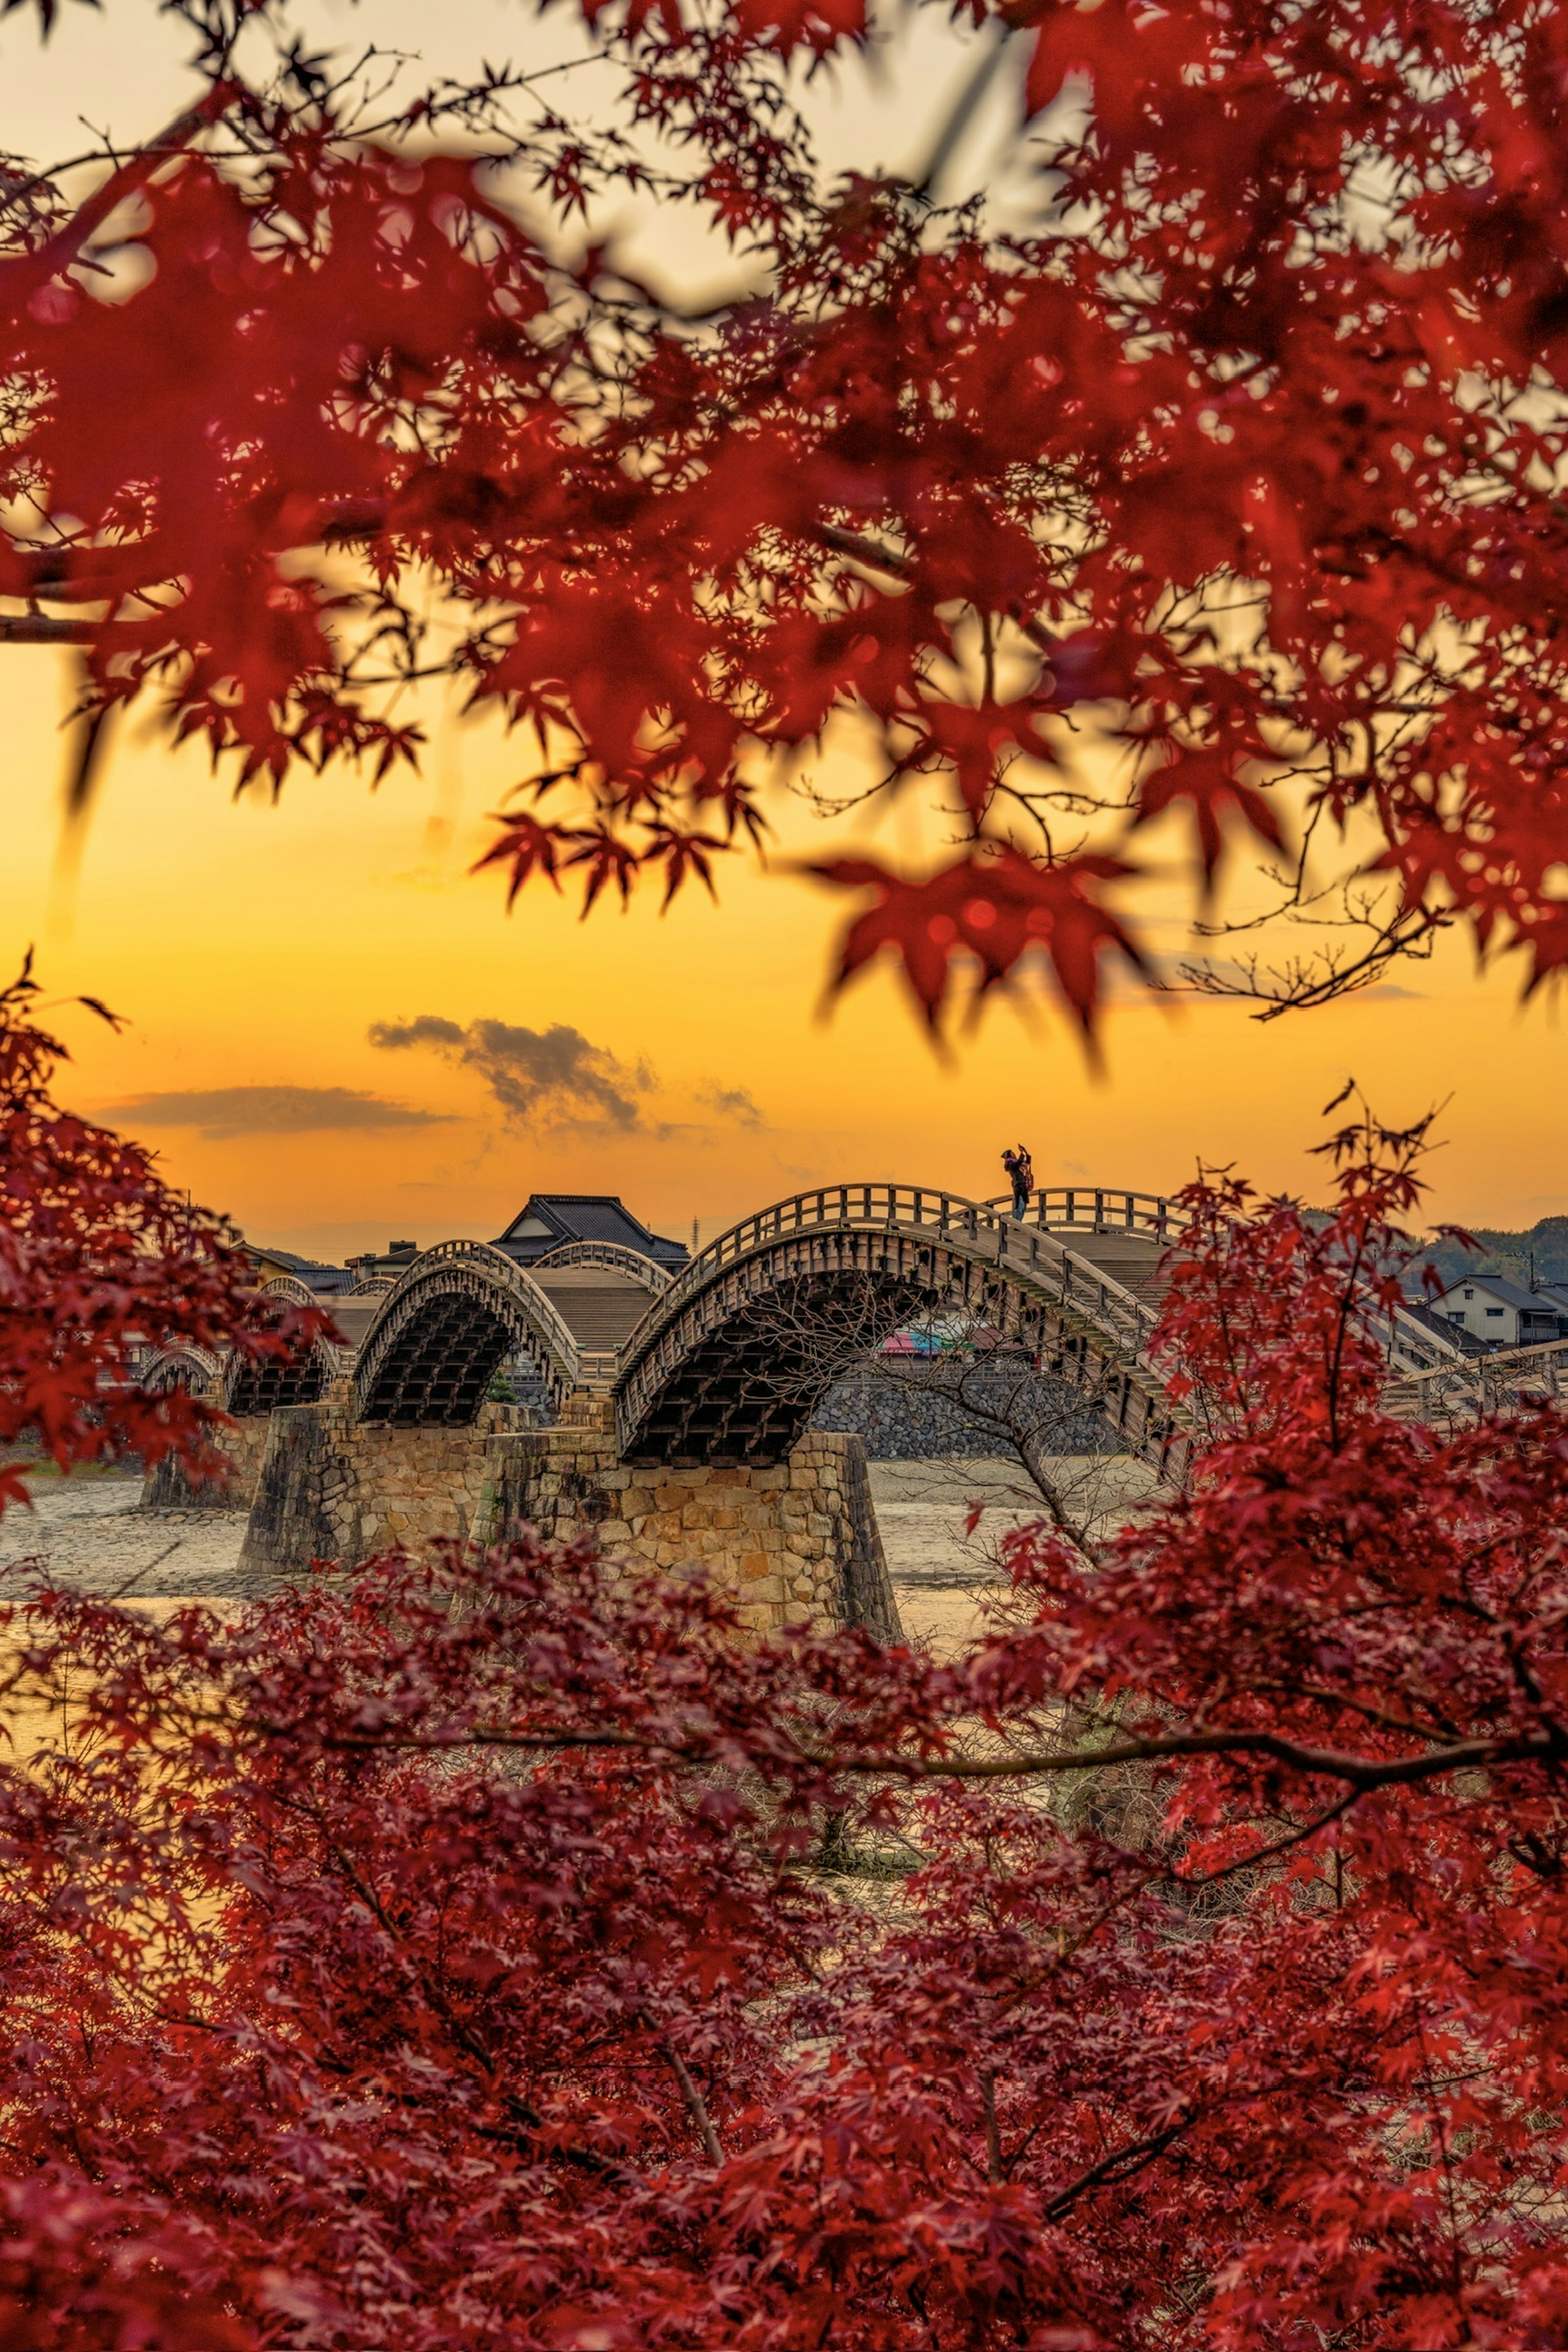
810,844,1148,1032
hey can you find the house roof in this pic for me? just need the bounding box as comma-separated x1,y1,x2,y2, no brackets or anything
1438,1271,1559,1314
494,1194,688,1268
248,1244,355,1294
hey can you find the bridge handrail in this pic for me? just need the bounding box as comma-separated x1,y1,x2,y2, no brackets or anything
617,1183,1163,1379
1394,1331,1568,1389
531,1241,673,1292
986,1185,1193,1241
257,1273,324,1309
353,1238,582,1407
254,1272,354,1356
624,1178,1454,1386
131,1341,225,1385
987,1185,1461,1374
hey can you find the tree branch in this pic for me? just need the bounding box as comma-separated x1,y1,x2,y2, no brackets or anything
0,615,94,643
831,1723,1567,1791
666,2044,723,2163
1041,2119,1189,2221
3,84,242,305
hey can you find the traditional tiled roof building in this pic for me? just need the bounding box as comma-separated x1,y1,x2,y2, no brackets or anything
492,1194,688,1272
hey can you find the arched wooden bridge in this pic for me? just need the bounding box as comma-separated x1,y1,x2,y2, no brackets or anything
611,1184,1185,1469
134,1274,344,1417
129,1186,1464,1472
175,1181,1462,1475
607,1182,1458,1469
352,1241,581,1424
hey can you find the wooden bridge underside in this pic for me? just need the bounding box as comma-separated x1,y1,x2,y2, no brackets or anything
614,1224,1185,1471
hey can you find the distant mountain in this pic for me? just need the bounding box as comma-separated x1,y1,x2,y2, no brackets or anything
1408,1215,1568,1293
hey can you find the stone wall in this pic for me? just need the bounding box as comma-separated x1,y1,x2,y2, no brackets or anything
487,1401,900,1638
235,1384,900,1639
139,1414,274,1512
813,1360,1119,1459
238,1386,528,1575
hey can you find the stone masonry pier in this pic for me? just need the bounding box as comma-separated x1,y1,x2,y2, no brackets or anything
237,1385,523,1577
488,1396,898,1637
141,1414,274,1513
229,1384,900,1638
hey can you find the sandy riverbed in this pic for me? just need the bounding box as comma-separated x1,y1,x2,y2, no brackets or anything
0,1456,1156,1655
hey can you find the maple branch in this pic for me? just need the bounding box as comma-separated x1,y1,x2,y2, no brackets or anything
1174,892,1448,1021
309,1805,646,2183
829,1723,1568,1791
815,523,910,577
240,1706,1568,1812
666,2045,724,2163
0,616,94,644
1177,1788,1361,1889
1040,2119,1191,2221
979,2070,1004,2185
6,83,242,303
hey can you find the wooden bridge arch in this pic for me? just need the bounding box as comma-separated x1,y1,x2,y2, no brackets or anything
532,1239,672,1292
136,1343,225,1399
612,1183,1189,1472
220,1277,345,1417
352,1241,580,1425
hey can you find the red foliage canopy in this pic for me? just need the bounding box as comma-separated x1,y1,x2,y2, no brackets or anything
0,956,322,1511
2,1108,1567,2348
5,0,1568,1023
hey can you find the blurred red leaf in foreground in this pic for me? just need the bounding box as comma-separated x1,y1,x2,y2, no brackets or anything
7,1,1568,1024
0,956,326,1510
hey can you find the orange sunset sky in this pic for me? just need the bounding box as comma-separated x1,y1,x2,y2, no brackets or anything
0,0,1563,1261
2,636,1561,1264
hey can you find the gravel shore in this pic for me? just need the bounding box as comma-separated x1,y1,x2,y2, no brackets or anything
0,1456,1154,1652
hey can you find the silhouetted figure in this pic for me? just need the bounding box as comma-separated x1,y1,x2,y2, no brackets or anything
1002,1144,1033,1220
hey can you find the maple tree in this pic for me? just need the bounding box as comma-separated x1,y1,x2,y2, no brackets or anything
0,954,322,1510
0,1087,1566,2347
4,0,1568,1027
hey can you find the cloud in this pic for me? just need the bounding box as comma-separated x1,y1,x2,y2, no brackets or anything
370,1014,655,1131
370,1014,767,1136
695,1082,763,1128
104,1086,450,1141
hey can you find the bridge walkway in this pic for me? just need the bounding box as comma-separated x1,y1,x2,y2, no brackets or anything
532,1266,664,1354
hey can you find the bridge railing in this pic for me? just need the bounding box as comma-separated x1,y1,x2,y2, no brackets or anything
987,1185,1190,1241
531,1241,673,1292
1387,1331,1568,1414
619,1183,1164,1377
1038,1239,1160,1354
639,1185,988,1334
985,1185,1461,1376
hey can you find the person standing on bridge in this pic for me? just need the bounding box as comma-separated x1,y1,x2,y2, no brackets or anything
1002,1144,1034,1220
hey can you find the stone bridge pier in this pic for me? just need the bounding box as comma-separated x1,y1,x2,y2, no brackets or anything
487,1395,898,1637
234,1381,898,1639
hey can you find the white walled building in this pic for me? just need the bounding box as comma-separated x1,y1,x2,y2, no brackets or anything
1432,1273,1568,1350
